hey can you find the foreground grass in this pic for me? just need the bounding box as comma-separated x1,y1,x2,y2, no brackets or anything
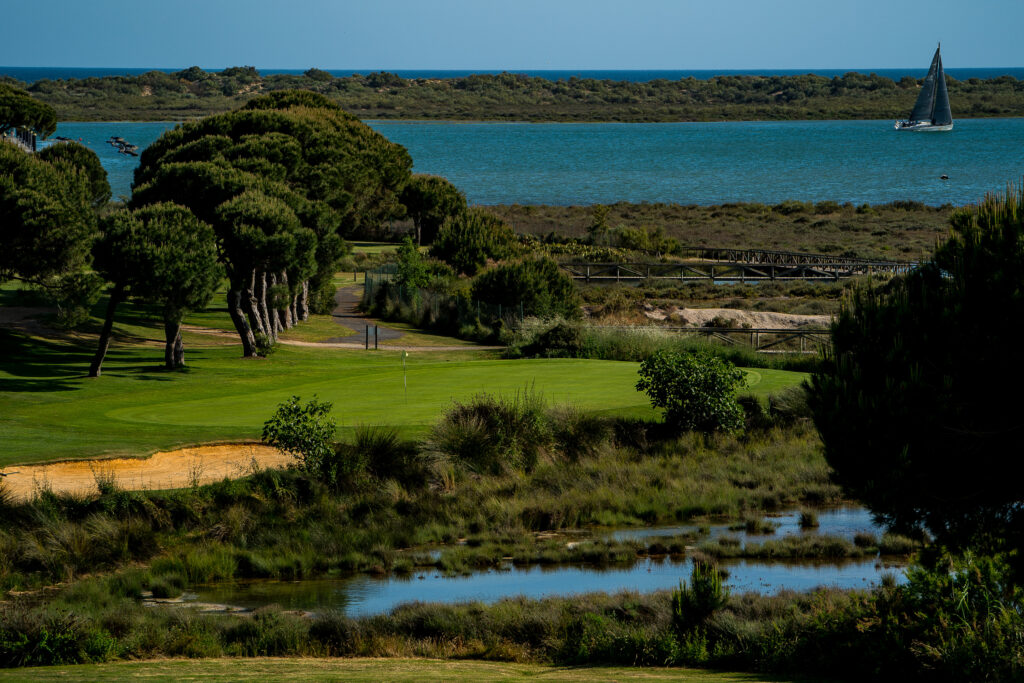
0,658,803,682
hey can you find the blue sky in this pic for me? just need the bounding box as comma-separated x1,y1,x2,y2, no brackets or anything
1,0,1020,70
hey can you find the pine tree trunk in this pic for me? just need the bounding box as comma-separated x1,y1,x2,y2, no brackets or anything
88,283,125,378
243,269,268,338
255,270,275,342
227,286,258,357
278,271,293,328
164,318,185,369
298,280,309,320
268,272,283,332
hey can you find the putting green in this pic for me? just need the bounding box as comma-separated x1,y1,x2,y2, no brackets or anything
0,330,806,466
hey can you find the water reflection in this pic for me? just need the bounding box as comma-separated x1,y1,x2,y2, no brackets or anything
195,554,903,617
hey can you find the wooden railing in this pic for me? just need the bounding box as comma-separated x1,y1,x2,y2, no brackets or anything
592,325,832,353
562,259,911,282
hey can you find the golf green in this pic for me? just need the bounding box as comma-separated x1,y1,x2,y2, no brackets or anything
0,331,806,466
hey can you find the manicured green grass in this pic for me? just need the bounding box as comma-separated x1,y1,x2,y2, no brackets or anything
0,327,804,466
350,240,401,254
0,658,805,682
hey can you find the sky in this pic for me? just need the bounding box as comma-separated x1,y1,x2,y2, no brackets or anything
1,0,1021,71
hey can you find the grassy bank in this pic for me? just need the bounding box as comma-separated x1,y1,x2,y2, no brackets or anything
485,201,951,262
0,658,809,682
13,68,1024,123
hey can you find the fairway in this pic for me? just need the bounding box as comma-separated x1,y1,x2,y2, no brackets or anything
1,330,805,466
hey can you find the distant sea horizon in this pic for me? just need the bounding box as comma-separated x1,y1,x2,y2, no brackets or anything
3,66,1024,84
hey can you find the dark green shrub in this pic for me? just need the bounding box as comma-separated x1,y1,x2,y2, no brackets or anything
352,425,423,484
426,389,551,474
472,257,581,319
548,406,613,461
768,384,811,425
523,320,584,357
430,208,517,275
636,350,747,433
672,561,728,635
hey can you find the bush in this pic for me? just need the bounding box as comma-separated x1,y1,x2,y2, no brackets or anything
425,389,551,475
430,208,517,275
636,350,747,434
472,257,581,319
262,396,343,484
672,560,728,635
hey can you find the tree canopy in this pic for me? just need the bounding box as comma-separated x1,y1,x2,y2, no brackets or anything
430,208,518,276
808,186,1024,572
0,82,57,137
0,142,102,285
130,90,413,356
90,204,220,375
400,174,466,245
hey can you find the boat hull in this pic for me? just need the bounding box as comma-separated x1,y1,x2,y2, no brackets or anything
894,121,953,132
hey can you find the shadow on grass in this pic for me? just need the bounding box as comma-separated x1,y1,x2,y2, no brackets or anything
0,329,206,392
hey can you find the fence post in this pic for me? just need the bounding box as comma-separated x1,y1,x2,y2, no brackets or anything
375,325,379,350
365,325,369,350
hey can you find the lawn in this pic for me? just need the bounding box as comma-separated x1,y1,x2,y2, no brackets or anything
0,658,807,682
0,326,804,467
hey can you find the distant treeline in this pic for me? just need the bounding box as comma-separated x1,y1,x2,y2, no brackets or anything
5,66,1024,122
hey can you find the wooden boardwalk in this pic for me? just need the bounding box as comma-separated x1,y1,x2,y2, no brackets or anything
562,247,915,283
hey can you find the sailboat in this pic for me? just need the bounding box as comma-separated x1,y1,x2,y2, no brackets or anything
895,44,953,131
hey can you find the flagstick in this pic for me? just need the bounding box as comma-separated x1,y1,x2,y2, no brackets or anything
402,350,408,404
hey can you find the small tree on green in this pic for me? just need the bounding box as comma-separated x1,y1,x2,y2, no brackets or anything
262,395,365,487
400,174,467,245
636,350,747,433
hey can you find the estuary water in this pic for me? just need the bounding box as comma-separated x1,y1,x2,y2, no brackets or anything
49,117,1024,206
189,507,903,617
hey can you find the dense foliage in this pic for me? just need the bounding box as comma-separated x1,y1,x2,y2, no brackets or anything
429,208,518,275
400,174,466,245
485,200,951,261
0,142,104,287
637,350,747,433
131,90,413,356
89,204,220,373
471,257,581,319
11,68,1024,123
809,186,1024,573
0,82,56,136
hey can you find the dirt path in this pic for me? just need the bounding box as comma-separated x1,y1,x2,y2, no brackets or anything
326,286,404,342
0,444,292,501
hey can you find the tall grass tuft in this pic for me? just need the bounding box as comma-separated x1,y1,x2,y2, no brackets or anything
425,387,551,475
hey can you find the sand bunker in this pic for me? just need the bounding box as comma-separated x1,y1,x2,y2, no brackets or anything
0,443,292,501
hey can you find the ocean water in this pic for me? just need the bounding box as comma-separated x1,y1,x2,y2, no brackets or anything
4,66,1024,83
49,118,1024,206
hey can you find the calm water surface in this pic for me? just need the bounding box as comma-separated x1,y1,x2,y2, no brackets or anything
191,507,903,617
51,118,1024,206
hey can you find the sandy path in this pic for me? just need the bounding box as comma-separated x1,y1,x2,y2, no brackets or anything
644,306,831,329
0,444,292,501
